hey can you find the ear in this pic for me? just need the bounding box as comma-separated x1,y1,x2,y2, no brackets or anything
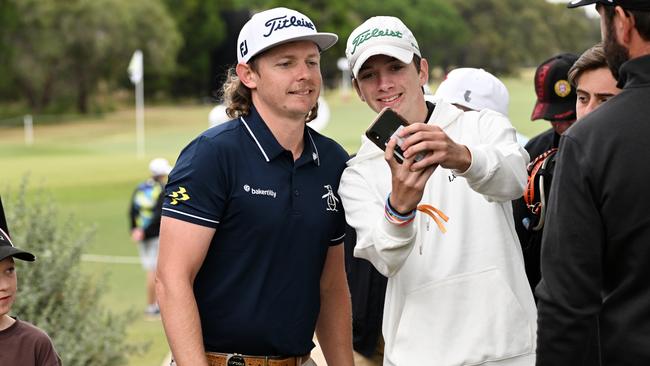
614,6,634,46
236,63,257,89
352,79,365,102
418,58,430,88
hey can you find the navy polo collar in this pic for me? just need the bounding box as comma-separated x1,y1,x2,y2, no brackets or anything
240,106,321,166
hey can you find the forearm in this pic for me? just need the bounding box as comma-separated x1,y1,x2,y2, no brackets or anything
156,277,208,366
458,142,528,202
316,282,353,365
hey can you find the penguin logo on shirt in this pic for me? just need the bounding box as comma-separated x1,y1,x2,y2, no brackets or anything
321,185,339,212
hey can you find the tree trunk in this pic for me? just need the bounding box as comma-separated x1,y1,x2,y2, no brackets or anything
18,78,41,113
40,74,55,112
77,76,88,114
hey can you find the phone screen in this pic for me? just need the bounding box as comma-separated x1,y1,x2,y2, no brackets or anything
365,108,423,163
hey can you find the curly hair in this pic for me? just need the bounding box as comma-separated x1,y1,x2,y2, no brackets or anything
220,60,319,123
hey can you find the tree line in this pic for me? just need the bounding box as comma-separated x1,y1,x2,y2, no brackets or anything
0,0,599,116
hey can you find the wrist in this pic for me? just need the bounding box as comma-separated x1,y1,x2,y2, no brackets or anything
455,145,472,173
387,194,415,216
385,194,416,226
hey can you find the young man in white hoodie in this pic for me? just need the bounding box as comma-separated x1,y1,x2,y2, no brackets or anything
339,16,537,365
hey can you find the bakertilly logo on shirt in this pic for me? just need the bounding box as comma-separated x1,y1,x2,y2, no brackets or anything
350,28,404,55
243,184,277,198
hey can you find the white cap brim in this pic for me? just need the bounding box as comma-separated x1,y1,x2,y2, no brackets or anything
351,44,414,78
241,32,338,64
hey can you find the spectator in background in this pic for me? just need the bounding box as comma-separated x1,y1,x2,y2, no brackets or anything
536,1,650,364
568,43,621,120
434,67,530,145
434,67,509,116
340,15,535,365
129,157,171,316
511,53,578,296
0,196,62,366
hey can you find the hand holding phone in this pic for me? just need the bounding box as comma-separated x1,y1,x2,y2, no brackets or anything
365,107,425,164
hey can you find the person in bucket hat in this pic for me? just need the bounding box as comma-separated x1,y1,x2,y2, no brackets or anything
0,196,61,365
157,7,353,366
339,15,535,365
536,1,650,364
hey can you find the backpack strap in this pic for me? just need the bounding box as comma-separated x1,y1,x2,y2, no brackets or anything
524,148,558,231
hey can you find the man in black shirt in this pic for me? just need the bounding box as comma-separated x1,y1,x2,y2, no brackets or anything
537,1,650,364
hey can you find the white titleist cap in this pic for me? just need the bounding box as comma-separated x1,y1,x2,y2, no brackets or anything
346,16,421,78
236,7,338,64
149,158,172,176
434,68,510,116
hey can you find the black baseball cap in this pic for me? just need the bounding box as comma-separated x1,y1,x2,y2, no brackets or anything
531,53,579,122
568,0,650,10
0,197,35,262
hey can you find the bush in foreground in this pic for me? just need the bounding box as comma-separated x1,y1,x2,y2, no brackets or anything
5,182,146,366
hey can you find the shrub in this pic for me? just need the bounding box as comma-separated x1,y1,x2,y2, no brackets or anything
4,181,146,365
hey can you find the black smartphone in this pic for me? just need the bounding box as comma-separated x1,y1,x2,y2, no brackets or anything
365,107,423,164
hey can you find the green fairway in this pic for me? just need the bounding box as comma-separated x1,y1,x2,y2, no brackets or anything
0,76,547,366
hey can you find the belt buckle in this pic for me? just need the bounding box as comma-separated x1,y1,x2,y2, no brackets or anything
226,354,246,366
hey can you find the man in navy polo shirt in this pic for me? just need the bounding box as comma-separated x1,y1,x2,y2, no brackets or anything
156,7,354,366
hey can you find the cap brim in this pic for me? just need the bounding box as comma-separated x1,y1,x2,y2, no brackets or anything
0,247,35,262
243,32,338,64
351,45,414,78
531,100,576,121
567,0,598,8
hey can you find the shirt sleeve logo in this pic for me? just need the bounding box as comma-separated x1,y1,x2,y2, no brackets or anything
168,187,190,205
321,185,339,212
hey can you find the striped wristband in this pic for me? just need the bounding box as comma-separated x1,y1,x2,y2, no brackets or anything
385,194,416,226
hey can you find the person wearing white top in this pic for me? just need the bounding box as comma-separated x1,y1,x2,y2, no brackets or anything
339,16,536,366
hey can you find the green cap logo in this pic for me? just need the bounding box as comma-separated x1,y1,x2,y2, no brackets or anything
350,28,404,55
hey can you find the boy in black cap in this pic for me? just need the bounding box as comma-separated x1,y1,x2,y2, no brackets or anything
0,197,61,366
512,53,578,296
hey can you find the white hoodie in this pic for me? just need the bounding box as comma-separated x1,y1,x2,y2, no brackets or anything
339,97,536,366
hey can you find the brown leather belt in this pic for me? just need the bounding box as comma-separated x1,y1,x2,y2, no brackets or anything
205,352,309,366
